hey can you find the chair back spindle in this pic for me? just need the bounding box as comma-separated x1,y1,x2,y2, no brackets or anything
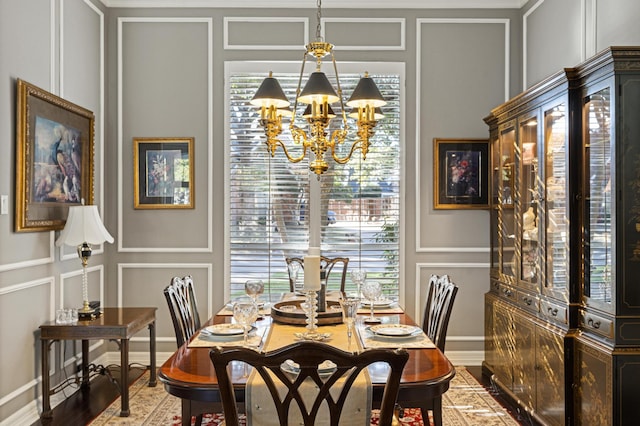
285,256,349,293
210,341,408,426
422,274,458,352
164,276,201,348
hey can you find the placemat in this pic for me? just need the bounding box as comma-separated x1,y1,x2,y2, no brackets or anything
356,324,436,349
357,303,404,315
188,324,268,348
215,303,273,317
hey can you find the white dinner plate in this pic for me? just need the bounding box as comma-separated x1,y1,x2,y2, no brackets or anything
360,298,394,308
367,324,422,339
281,359,337,377
201,324,246,336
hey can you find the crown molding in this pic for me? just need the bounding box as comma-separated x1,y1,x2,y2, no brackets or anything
100,0,527,9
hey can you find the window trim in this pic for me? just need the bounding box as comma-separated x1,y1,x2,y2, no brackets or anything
223,60,406,305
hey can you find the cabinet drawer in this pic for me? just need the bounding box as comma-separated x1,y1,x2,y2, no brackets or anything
497,284,516,302
517,291,539,314
540,300,567,325
580,310,614,339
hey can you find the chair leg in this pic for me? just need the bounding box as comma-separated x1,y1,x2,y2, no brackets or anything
431,396,443,426
195,414,203,426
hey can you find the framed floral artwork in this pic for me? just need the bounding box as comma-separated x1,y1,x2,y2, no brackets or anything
433,138,489,210
133,137,194,209
15,79,95,232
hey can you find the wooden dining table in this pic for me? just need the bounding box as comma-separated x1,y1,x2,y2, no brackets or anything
158,306,455,426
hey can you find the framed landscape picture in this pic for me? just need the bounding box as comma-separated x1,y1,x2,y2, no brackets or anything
15,79,95,232
133,137,194,209
433,138,489,210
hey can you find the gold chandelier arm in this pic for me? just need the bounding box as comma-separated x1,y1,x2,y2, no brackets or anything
332,138,364,164
266,126,307,163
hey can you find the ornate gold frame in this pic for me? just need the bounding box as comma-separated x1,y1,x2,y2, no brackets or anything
15,79,95,232
133,137,195,209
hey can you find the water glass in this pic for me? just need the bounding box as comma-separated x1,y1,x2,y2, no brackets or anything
361,280,382,323
288,262,301,292
350,269,367,298
233,301,259,346
245,279,264,304
56,308,78,324
340,297,360,338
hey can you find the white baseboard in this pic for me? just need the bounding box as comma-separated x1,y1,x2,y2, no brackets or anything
440,350,484,366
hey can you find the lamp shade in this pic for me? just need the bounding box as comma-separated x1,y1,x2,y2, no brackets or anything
56,205,114,247
297,71,340,105
346,73,386,108
250,72,290,109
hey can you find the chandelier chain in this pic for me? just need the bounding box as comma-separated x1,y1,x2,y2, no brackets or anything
316,0,322,41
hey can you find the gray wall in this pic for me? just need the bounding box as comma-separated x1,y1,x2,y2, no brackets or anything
2,0,640,423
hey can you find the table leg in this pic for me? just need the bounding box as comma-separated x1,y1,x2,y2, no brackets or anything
182,399,192,426
41,339,53,419
119,338,130,417
149,321,157,387
81,339,90,389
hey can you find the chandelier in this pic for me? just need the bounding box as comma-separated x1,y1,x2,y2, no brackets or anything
250,0,387,176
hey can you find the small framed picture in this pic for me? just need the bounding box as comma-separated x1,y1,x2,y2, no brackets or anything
433,138,489,210
15,79,95,232
133,137,194,209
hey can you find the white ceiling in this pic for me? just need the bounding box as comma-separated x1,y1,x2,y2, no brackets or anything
102,0,528,9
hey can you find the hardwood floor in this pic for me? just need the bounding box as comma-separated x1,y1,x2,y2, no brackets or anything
33,365,539,426
466,366,543,426
32,366,146,426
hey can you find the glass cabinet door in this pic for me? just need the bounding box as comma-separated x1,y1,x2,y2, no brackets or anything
491,134,500,271
543,102,569,299
583,87,613,309
519,116,540,286
499,126,516,279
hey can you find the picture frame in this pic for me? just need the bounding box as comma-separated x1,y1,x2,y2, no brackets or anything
133,137,195,209
433,138,489,210
15,79,95,232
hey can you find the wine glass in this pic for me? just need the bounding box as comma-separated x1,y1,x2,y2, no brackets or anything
340,297,360,338
361,280,382,323
287,262,301,293
233,301,259,346
350,269,367,298
245,279,264,305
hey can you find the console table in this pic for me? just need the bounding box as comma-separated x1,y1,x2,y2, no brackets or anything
39,307,157,418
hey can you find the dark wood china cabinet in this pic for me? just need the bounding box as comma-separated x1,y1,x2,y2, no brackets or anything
484,47,640,425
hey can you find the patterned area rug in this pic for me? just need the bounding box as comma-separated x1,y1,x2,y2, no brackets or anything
89,367,519,425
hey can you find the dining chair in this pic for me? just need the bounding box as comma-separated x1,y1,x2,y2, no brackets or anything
420,273,459,425
285,256,349,293
163,275,205,426
210,341,408,426
163,275,202,348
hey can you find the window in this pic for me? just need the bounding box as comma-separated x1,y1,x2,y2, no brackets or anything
226,62,401,301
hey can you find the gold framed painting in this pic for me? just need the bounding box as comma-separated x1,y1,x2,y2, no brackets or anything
15,79,95,232
133,137,195,209
433,138,489,210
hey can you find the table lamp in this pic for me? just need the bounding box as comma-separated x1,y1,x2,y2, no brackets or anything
56,205,114,319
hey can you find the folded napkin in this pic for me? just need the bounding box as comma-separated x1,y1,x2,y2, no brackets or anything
188,325,267,348
356,324,436,349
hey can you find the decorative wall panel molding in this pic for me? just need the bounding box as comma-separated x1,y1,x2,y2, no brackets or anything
415,18,509,252
224,17,308,50
322,18,405,50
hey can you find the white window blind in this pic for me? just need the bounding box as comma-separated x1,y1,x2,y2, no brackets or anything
228,69,400,301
